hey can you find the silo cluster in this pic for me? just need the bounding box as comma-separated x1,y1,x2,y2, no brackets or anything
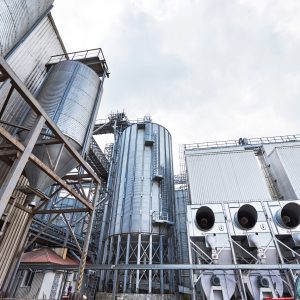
0,1,300,300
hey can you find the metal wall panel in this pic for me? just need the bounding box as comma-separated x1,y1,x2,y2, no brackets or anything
0,15,65,131
267,146,300,200
0,14,66,188
0,0,54,57
185,149,271,204
263,142,300,156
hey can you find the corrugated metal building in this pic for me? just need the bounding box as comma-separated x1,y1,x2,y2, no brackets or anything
264,143,300,200
185,147,271,204
182,137,300,300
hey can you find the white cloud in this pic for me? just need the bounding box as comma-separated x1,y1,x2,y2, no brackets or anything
52,0,300,171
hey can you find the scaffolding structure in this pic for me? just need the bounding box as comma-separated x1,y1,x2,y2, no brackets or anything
0,48,110,297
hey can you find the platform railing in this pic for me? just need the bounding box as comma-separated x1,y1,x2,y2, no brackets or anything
184,133,300,151
46,48,109,77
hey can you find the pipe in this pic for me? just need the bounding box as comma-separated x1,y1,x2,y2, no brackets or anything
276,202,300,229
235,204,257,230
195,206,215,231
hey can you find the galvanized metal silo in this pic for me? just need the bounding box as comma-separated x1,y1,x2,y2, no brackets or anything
99,121,175,296
19,60,101,203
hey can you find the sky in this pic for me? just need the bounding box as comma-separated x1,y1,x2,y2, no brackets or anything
52,0,300,171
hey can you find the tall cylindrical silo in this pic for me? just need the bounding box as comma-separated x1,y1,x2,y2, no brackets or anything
0,0,54,57
99,122,175,295
19,60,101,204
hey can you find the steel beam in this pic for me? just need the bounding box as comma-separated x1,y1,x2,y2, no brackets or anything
25,214,60,250
0,126,93,210
33,208,89,215
123,234,131,293
159,235,164,294
18,263,300,271
112,234,121,298
0,116,45,218
148,234,152,293
75,183,100,293
0,85,14,118
62,213,82,255
135,234,141,293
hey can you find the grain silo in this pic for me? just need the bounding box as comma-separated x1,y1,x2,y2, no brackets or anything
19,60,102,206
98,121,176,297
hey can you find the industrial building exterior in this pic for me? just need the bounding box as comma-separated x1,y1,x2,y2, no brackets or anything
0,1,300,300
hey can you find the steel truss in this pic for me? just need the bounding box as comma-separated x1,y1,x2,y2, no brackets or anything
0,56,102,296
98,233,174,297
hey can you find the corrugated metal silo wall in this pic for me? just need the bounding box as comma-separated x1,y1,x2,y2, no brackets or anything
185,148,272,204
20,61,101,194
0,0,54,57
22,60,100,146
0,13,65,292
266,145,300,200
109,122,174,236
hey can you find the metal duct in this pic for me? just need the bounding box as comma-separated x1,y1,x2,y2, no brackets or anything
234,204,257,230
0,0,54,57
276,202,300,229
195,206,215,231
245,270,283,299
199,271,236,300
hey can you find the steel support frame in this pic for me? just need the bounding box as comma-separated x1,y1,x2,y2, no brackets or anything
18,263,300,271
0,56,101,295
100,233,172,296
186,203,297,300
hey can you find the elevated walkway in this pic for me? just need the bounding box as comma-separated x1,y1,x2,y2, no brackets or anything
87,137,109,181
46,48,109,77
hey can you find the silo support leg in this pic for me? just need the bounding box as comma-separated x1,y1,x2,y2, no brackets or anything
112,235,121,298
135,234,141,293
123,234,131,293
160,235,164,294
0,115,45,218
148,234,152,293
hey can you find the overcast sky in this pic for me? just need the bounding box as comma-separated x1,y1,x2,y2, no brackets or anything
52,0,300,171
